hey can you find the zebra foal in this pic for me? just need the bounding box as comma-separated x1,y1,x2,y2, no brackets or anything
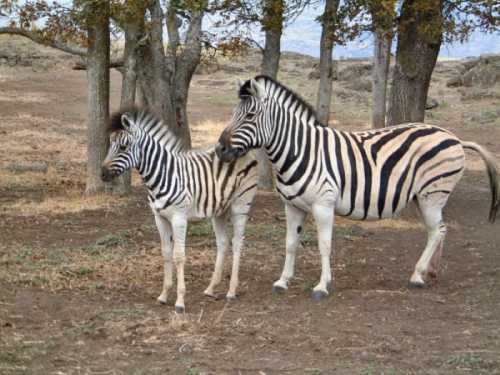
101,107,258,312
216,75,499,300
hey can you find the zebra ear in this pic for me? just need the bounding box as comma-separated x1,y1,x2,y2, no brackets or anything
236,78,245,91
121,113,134,132
250,79,266,100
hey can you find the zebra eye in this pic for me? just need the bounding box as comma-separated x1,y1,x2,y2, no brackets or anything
119,145,128,152
246,113,256,120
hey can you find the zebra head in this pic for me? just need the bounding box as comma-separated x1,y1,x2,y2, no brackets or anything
216,78,269,162
101,111,140,182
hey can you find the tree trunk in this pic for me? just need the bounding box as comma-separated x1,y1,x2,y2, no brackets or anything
371,30,392,128
259,0,284,189
316,0,339,126
112,19,142,195
85,1,110,195
261,0,284,78
387,0,443,126
134,0,205,150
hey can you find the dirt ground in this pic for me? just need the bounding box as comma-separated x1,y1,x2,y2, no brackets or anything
1,41,500,374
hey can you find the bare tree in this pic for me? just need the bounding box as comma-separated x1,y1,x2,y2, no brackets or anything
316,0,340,125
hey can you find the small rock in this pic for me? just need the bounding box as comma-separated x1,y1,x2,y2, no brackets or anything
425,97,439,110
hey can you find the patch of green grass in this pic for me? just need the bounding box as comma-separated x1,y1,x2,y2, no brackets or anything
445,353,492,370
360,365,403,375
187,368,200,375
75,266,94,276
86,233,127,254
188,220,213,237
335,225,363,240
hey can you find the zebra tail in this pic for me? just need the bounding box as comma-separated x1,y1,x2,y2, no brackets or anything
462,141,500,223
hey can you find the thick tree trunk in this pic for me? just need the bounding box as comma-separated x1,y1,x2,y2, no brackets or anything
371,30,392,128
261,0,284,78
387,0,443,126
85,1,110,195
316,0,339,126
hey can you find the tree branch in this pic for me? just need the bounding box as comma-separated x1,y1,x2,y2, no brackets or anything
0,26,125,68
0,26,87,57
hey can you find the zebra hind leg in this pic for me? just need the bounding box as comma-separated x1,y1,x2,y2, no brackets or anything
409,194,449,288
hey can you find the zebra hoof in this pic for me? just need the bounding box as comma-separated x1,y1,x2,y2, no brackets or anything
157,296,167,305
408,281,426,289
311,290,329,301
272,285,287,294
203,290,218,299
226,293,238,301
326,281,334,293
175,305,185,314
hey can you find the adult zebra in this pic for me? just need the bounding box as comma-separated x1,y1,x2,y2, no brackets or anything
216,75,499,300
101,107,258,312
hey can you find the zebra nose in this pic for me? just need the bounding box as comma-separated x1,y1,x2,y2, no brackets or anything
101,167,113,182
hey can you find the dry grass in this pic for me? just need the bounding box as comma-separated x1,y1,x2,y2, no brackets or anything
4,192,132,215
191,119,226,148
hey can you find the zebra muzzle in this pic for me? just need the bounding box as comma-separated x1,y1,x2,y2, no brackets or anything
101,167,118,182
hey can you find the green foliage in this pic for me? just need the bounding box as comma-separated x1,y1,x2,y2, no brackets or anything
446,353,486,369
188,220,213,237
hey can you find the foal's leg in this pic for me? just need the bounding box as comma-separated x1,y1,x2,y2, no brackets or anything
153,213,173,304
273,203,307,292
171,215,188,313
410,194,449,287
204,214,229,298
227,207,249,299
311,203,335,300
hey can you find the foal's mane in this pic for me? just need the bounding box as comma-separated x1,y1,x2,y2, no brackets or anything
239,75,327,127
108,106,186,153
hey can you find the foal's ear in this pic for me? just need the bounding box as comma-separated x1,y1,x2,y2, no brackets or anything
121,113,135,132
236,78,245,91
249,79,266,101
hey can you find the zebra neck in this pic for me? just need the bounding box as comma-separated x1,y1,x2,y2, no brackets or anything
138,135,180,196
264,104,322,179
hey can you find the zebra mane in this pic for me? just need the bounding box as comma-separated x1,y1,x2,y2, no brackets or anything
239,75,327,127
108,106,185,153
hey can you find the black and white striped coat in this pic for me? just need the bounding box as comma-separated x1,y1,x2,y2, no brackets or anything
217,75,499,299
102,107,258,312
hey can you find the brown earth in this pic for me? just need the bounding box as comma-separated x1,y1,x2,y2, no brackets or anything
0,37,499,374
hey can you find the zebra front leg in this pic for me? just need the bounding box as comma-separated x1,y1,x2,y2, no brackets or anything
311,204,334,300
153,213,173,305
226,210,249,299
171,215,188,313
204,214,229,298
272,204,307,293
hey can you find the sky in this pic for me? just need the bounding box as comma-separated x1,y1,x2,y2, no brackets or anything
278,6,500,59
2,2,499,59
